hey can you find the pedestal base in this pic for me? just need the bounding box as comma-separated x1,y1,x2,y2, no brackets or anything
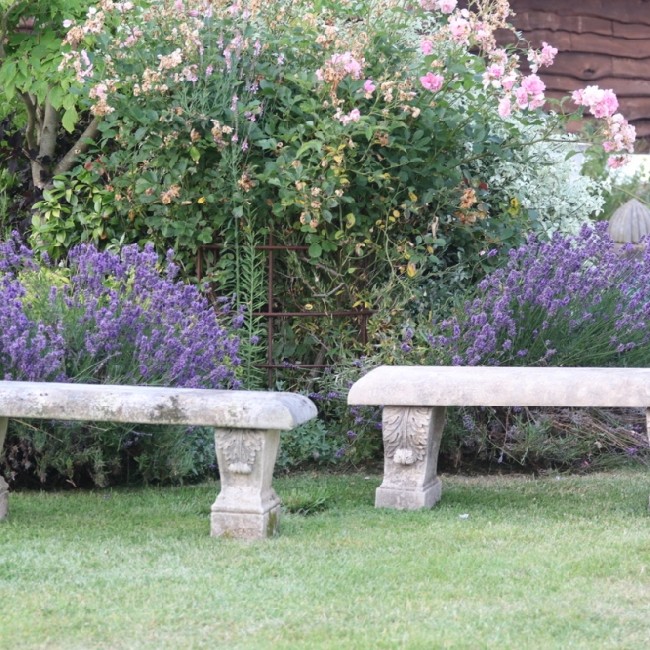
375,477,442,510
376,405,446,511
211,502,281,540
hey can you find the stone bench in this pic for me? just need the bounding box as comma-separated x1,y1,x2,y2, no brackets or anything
348,366,650,509
0,381,316,539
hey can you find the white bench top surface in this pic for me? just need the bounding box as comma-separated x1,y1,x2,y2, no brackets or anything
0,381,316,429
347,366,650,407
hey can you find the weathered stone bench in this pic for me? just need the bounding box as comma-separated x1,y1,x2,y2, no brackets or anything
348,366,650,509
0,381,316,539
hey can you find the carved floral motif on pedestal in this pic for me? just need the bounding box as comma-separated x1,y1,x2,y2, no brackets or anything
382,407,432,465
216,430,263,474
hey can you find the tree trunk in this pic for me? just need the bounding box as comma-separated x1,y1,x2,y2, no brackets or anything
30,99,59,190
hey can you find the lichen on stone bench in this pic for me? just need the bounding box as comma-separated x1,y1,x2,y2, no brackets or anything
348,366,650,510
0,381,317,539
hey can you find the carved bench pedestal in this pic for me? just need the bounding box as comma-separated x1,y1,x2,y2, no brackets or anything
211,428,282,539
375,406,446,510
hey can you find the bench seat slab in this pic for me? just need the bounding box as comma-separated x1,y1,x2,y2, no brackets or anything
0,381,316,430
375,406,446,510
211,428,282,539
348,366,650,407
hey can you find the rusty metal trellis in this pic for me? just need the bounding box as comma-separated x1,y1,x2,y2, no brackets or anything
197,233,374,386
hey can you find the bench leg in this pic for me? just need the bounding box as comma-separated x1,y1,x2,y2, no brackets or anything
0,417,8,520
375,406,446,510
211,428,282,540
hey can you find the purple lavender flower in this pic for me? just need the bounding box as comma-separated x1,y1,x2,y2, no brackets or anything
427,222,650,368
0,239,241,389
461,413,476,432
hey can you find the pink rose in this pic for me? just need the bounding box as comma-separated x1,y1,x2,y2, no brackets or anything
592,89,618,118
337,108,362,125
448,16,471,45
420,39,434,55
521,74,545,96
437,0,457,13
498,97,512,118
483,63,504,88
363,79,376,94
572,85,620,119
540,42,558,66
528,41,558,72
501,73,517,92
419,72,444,92
515,86,529,109
607,155,628,169
348,108,361,122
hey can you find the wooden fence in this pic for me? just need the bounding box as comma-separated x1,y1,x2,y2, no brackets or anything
506,0,650,142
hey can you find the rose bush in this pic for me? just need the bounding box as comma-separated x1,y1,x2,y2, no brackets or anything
22,0,636,403
35,0,633,282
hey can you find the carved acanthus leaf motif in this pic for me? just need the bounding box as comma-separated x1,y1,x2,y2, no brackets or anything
382,407,432,465
217,430,263,474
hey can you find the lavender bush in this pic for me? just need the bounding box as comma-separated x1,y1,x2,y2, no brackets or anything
426,222,650,368
276,223,650,471
0,234,241,486
416,222,650,469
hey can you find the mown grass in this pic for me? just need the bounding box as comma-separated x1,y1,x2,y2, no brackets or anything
1,470,650,649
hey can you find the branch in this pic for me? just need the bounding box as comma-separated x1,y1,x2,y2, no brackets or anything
53,117,101,176
20,91,37,151
298,256,344,278
38,98,59,159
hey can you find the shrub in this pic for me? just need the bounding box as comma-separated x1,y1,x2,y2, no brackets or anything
18,0,642,471
0,234,241,486
426,222,650,367
403,222,650,470
28,1,636,382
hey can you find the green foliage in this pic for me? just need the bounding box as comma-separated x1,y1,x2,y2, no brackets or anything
0,168,19,236
581,143,650,220
31,169,119,257
275,418,340,471
18,0,634,476
0,0,86,125
34,1,611,308
219,225,268,389
440,406,648,473
7,418,217,488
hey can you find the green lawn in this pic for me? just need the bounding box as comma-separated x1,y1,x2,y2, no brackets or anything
1,470,650,649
